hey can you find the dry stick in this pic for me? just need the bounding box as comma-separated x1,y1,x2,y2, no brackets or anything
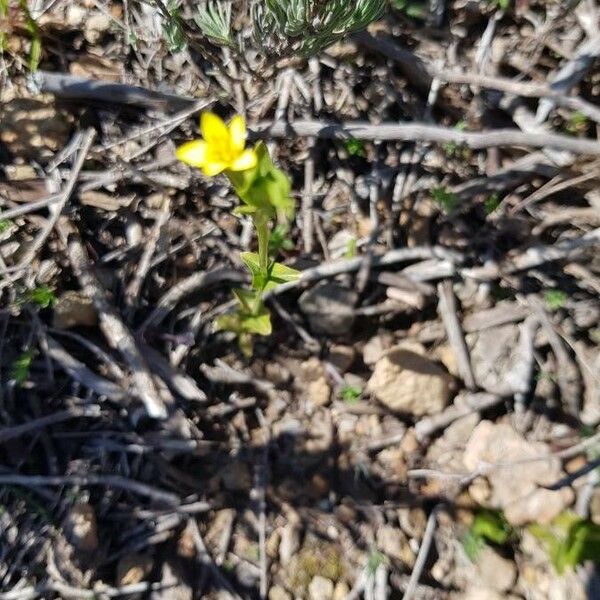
31,70,195,112
408,430,600,484
16,129,95,269
0,193,62,221
187,518,242,600
301,141,316,253
528,296,582,415
270,246,460,296
401,506,440,600
254,120,600,155
0,405,101,443
437,280,476,390
354,31,600,124
0,474,180,506
415,392,501,441
125,195,171,310
138,268,245,333
462,227,600,281
46,336,128,402
58,221,168,419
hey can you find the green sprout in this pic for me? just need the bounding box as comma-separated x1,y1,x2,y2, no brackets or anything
544,289,568,311
432,186,460,212
344,138,366,158
340,384,362,404
391,0,427,18
10,349,35,385
484,193,501,215
530,512,600,574
24,285,56,309
462,509,514,562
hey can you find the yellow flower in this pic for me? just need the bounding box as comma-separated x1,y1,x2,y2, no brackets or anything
176,112,257,177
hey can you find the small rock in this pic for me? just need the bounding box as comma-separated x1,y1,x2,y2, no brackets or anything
475,546,516,593
66,4,87,26
63,503,98,552
177,520,196,559
308,575,334,600
84,13,112,44
151,562,192,600
577,344,600,425
266,529,281,559
279,521,301,566
268,585,292,600
459,587,519,600
299,283,357,335
376,525,414,565
53,291,97,329
463,421,573,525
332,581,350,600
434,344,461,377
367,342,452,416
363,333,393,366
467,325,523,394
117,553,153,586
328,344,355,372
301,358,331,407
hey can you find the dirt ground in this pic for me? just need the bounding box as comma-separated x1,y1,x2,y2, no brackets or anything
1,1,600,599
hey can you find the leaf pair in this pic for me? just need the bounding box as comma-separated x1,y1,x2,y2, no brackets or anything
529,512,600,574
215,289,272,357
240,251,300,292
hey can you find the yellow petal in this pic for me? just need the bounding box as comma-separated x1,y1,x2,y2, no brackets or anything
201,112,229,144
230,148,258,172
229,115,247,153
202,160,228,176
176,140,208,168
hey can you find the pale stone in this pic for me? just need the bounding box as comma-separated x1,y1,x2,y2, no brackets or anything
475,546,516,592
308,576,334,600
464,421,573,525
367,342,451,416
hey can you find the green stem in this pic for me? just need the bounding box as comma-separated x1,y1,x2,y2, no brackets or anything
255,214,270,281
252,212,270,314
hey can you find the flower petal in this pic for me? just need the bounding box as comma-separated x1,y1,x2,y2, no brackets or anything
202,160,228,176
230,148,258,172
176,140,208,168
229,115,247,153
201,112,229,144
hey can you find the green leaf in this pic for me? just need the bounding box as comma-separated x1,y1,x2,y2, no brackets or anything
230,143,294,219
484,193,501,215
240,252,261,276
471,509,512,545
0,219,12,233
340,384,362,404
529,512,600,574
544,289,568,311
462,530,485,562
194,1,232,46
267,261,301,286
432,187,460,212
232,287,260,312
26,285,56,309
344,138,366,157
10,350,34,385
239,309,272,336
269,223,294,255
